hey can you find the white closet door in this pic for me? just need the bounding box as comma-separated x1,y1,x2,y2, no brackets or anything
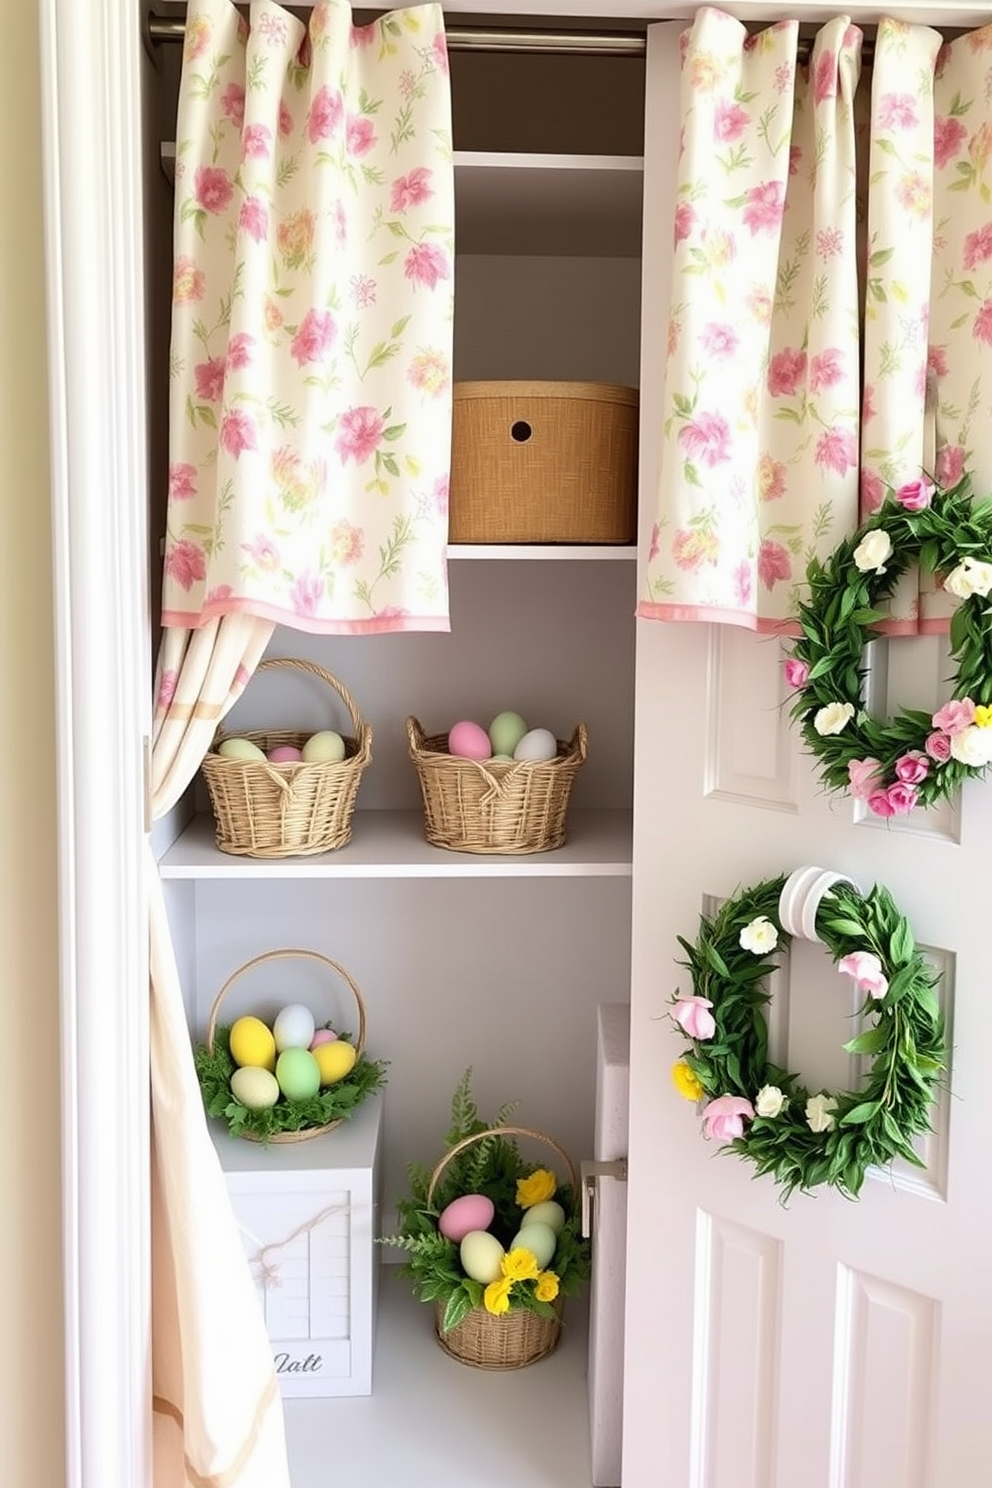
624,22,992,1488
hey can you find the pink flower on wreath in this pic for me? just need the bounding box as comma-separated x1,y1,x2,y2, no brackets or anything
767,347,807,397
867,789,896,818
165,538,206,591
758,540,791,589
886,781,920,815
306,85,343,142
168,463,197,501
848,757,883,799
860,468,885,513
815,426,858,476
895,476,934,511
895,751,930,785
702,1095,754,1143
291,309,336,366
742,180,786,235
809,347,845,391
933,698,976,735
964,222,992,270
784,657,810,689
678,411,731,466
934,115,968,169
926,731,952,762
391,167,434,213
193,165,233,214
335,406,385,464
814,50,837,104
936,444,965,487
219,409,258,459
713,99,750,142
838,950,889,1000
973,299,992,346
671,996,716,1040
346,114,377,156
404,242,451,290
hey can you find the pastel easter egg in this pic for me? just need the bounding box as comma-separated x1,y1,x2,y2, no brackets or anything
302,730,346,764
228,1015,276,1071
488,710,528,757
273,1003,316,1052
459,1230,505,1284
217,737,267,762
519,1200,566,1236
275,1047,321,1102
230,1065,280,1111
509,1221,557,1269
310,1027,338,1049
438,1193,496,1243
313,1039,357,1086
513,728,558,763
448,720,491,760
268,745,304,763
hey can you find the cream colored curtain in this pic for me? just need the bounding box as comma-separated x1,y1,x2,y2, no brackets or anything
149,615,289,1488
638,8,863,632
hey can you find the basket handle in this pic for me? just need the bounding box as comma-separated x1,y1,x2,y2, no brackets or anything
426,1124,578,1209
206,948,367,1059
255,656,364,738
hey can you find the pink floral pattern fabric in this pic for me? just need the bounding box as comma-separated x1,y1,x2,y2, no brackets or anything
164,0,454,633
639,9,862,632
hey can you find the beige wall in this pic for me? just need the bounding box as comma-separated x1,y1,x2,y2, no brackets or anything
0,5,66,1486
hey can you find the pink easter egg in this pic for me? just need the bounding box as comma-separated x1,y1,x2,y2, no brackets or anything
268,745,304,763
438,1192,496,1242
448,720,491,760
310,1028,338,1049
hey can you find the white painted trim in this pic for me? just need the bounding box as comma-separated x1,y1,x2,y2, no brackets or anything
40,3,152,1485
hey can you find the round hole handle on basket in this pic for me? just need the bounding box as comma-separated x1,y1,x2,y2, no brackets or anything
426,1124,578,1210
205,947,367,1060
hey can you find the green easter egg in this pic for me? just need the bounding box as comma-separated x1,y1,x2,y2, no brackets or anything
275,1047,321,1102
488,711,528,757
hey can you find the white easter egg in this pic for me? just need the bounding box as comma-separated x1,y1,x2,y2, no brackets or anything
513,728,558,763
273,1002,316,1052
509,1221,557,1269
519,1200,566,1236
459,1230,506,1284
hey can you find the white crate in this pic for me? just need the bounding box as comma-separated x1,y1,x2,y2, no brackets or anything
211,1096,383,1398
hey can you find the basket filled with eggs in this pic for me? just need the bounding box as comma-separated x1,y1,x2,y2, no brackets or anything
379,1071,590,1370
201,656,372,858
405,709,587,854
193,948,387,1144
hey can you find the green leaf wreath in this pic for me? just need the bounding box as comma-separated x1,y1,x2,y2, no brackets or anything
785,474,992,814
669,876,945,1201
194,1024,387,1143
378,1070,591,1335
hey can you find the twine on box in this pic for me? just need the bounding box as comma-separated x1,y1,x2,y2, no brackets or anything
239,1200,354,1291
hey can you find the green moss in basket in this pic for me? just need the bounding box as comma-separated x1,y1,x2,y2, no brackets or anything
194,1025,387,1144
377,1069,591,1335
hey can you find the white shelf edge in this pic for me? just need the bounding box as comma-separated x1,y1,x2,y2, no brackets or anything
448,543,636,560
453,149,643,172
157,808,633,880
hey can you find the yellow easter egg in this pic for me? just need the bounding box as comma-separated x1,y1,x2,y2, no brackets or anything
313,1039,357,1086
230,1065,280,1111
229,1015,276,1071
217,737,267,761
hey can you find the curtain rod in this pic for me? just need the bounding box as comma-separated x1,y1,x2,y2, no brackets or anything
145,13,876,62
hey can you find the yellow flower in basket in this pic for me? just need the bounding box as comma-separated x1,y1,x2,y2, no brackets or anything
516,1167,557,1208
501,1247,539,1282
534,1270,560,1303
483,1277,513,1316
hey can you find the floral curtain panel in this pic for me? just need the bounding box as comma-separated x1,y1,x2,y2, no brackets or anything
165,0,455,634
638,8,863,632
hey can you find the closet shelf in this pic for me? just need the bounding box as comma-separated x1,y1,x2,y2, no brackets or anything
448,543,636,560
159,143,644,256
158,808,633,879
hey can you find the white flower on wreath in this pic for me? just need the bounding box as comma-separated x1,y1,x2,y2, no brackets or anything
853,529,892,574
805,1093,838,1134
739,916,778,954
943,556,992,599
950,724,992,767
814,701,855,736
755,1084,787,1118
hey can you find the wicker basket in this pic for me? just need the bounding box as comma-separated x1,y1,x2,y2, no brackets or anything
406,716,588,855
449,380,638,544
201,657,372,858
426,1125,578,1370
205,947,369,1144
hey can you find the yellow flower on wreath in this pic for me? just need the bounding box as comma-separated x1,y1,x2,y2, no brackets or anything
483,1277,513,1316
534,1270,560,1303
517,1168,557,1208
672,1060,704,1102
501,1246,539,1282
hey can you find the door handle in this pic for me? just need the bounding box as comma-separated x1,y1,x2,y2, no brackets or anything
580,1158,627,1238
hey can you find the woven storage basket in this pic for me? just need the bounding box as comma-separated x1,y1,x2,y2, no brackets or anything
406,716,588,854
427,1125,577,1370
449,380,638,544
205,947,369,1144
202,657,372,858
